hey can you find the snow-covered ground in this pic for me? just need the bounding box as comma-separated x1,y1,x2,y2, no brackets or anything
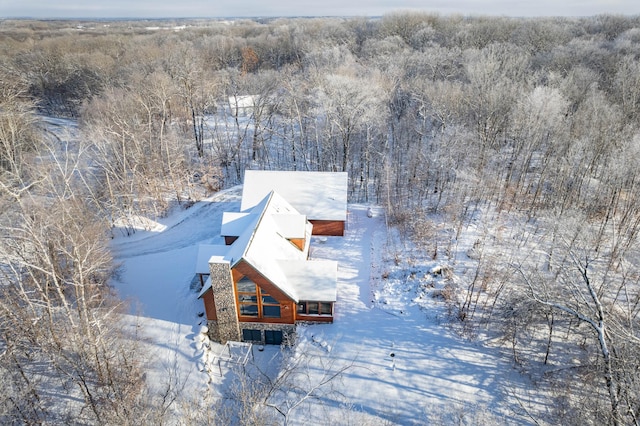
110,187,245,399
110,188,532,424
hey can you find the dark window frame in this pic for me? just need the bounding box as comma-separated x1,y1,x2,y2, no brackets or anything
240,304,259,316
236,277,281,319
265,330,283,345
297,301,333,316
237,277,258,317
263,305,281,318
261,291,281,318
242,329,261,342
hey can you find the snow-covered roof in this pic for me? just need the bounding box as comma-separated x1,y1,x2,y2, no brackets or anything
222,210,307,240
221,212,253,237
195,244,229,275
196,190,338,303
228,95,259,116
241,170,348,222
228,95,258,109
238,192,311,301
278,260,338,301
271,214,307,239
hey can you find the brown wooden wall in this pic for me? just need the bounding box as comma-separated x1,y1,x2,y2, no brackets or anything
202,291,217,321
295,314,334,323
233,260,296,324
310,220,345,236
289,237,305,250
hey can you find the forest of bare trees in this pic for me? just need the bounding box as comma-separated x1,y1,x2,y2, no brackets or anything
1,13,640,424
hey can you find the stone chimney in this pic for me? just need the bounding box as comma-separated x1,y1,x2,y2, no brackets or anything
209,260,241,343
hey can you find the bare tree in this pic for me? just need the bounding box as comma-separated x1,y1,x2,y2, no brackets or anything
0,120,173,424
316,71,386,173
0,83,39,178
214,345,354,426
511,213,640,425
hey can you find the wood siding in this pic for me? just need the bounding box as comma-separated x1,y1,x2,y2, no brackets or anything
202,290,217,321
295,314,333,323
289,237,305,250
310,219,344,236
233,260,296,324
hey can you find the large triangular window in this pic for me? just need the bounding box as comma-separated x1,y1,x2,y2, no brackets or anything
236,277,281,319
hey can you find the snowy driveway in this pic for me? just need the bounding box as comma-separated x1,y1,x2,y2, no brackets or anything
110,190,527,424
295,205,525,424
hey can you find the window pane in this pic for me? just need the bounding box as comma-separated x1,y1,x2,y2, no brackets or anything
308,302,319,315
320,303,332,315
243,329,261,341
237,278,256,293
239,294,257,303
263,305,281,318
265,330,283,345
240,304,258,316
297,302,306,313
262,295,278,304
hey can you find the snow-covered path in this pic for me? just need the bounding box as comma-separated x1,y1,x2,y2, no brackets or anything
296,205,523,424
111,188,241,323
110,188,241,260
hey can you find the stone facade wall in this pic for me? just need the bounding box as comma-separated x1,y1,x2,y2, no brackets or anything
207,320,220,342
209,261,241,344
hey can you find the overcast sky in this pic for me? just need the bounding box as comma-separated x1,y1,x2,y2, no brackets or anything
1,0,639,19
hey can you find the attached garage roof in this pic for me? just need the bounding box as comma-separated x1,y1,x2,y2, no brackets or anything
241,170,348,221
277,260,338,302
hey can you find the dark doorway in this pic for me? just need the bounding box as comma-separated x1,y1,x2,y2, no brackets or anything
264,330,283,345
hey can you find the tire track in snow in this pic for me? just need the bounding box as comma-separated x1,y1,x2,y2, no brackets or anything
111,188,241,259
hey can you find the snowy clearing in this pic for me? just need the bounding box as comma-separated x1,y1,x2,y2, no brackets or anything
110,188,533,424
